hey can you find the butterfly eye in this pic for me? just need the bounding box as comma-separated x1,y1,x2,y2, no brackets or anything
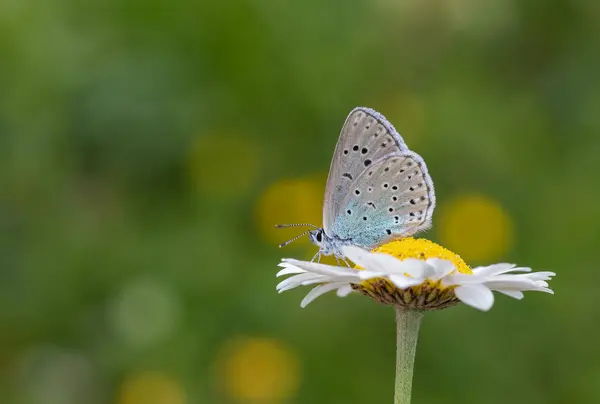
316,232,323,243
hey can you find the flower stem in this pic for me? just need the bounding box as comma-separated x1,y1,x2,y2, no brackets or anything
394,308,424,404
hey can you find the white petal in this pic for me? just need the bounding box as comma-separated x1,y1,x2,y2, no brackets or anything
341,246,426,277
301,275,359,286
389,274,424,289
455,284,495,311
426,259,455,279
379,257,427,277
525,271,556,281
419,262,437,279
497,290,524,299
300,282,349,307
340,246,380,269
441,273,475,287
471,263,518,276
336,284,354,297
483,275,554,293
483,279,538,290
276,265,306,277
276,273,329,292
357,270,387,280
281,258,356,277
503,266,533,273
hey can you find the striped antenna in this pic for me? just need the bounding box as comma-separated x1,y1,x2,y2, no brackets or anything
278,230,313,248
275,223,319,229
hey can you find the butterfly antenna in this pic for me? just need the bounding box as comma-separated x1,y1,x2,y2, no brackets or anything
275,223,319,229
278,230,312,248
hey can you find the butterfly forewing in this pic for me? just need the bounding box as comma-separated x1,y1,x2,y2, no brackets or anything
322,107,409,233
328,151,435,248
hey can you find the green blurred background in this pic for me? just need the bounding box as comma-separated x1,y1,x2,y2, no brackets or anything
1,1,598,403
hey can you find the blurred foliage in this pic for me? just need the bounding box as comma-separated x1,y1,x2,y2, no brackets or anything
1,1,599,403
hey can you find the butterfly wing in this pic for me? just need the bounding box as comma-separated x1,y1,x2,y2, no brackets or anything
328,151,436,249
322,107,409,234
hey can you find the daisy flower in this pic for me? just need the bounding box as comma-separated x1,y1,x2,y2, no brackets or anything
276,238,555,403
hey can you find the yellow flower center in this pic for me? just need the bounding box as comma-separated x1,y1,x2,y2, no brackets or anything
352,238,471,311
372,237,472,275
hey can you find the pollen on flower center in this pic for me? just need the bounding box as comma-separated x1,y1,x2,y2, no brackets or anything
373,238,471,275
352,238,472,310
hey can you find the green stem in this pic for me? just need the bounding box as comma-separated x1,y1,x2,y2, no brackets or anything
394,308,424,404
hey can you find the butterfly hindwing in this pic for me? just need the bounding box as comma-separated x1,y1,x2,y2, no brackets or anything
329,151,436,249
322,107,408,233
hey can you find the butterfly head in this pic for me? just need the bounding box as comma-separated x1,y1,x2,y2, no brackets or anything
276,223,322,248
276,223,348,260
309,228,340,256
308,228,325,247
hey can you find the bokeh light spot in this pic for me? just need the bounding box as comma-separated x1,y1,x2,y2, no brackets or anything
18,346,100,404
255,175,325,246
118,372,185,404
437,194,514,263
188,134,261,199
108,278,181,349
444,0,515,36
216,337,300,402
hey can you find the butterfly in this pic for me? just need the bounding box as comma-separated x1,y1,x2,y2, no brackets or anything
277,107,436,264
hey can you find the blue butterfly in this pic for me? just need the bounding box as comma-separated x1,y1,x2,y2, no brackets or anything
278,107,436,263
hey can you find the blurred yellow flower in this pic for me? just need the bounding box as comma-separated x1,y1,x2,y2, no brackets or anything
118,372,185,404
255,175,325,246
188,133,261,199
216,337,300,403
437,194,514,263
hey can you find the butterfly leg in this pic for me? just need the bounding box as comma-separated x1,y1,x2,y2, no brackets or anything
342,257,351,267
310,251,320,263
